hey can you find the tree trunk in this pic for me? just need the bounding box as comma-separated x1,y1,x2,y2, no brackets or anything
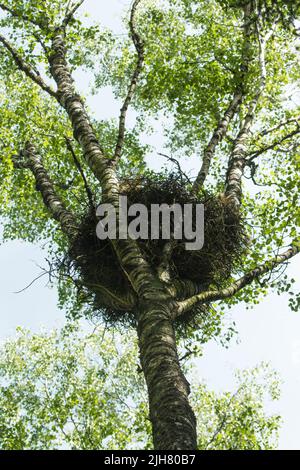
49,29,197,451
137,296,197,450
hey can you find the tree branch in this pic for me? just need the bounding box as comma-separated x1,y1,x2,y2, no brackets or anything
13,142,78,239
259,115,300,138
157,239,176,283
0,3,47,29
168,278,208,300
65,136,95,208
176,243,300,316
205,387,242,450
48,29,110,182
63,0,85,27
192,92,243,193
192,1,254,193
224,8,275,212
248,123,300,161
158,152,192,184
0,34,57,99
48,29,159,299
84,282,137,312
113,0,145,165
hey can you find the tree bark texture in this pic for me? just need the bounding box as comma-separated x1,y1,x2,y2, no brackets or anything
138,295,197,450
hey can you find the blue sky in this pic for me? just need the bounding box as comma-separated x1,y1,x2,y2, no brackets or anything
0,0,299,449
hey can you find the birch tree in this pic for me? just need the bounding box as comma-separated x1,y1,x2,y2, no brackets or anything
0,0,299,449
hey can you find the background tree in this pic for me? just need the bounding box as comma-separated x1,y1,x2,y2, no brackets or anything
0,325,281,450
0,0,299,449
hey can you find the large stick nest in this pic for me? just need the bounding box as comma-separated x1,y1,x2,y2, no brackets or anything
62,173,248,332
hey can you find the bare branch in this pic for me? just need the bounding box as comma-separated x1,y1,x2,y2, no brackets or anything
0,34,57,99
176,243,300,317
113,0,145,165
13,270,51,294
13,142,78,238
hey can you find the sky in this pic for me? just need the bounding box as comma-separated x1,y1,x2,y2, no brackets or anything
0,0,299,450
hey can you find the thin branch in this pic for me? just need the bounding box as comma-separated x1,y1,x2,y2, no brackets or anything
192,2,254,193
65,136,95,208
176,242,300,316
113,0,145,165
224,9,275,211
81,281,137,311
13,271,51,294
63,0,85,27
205,387,242,450
0,34,57,99
179,347,196,363
32,31,50,56
248,125,300,161
259,116,300,138
158,152,192,184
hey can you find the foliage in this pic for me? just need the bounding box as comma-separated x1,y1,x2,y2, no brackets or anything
0,324,281,450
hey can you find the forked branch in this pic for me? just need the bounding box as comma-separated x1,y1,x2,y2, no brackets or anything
0,3,47,29
192,92,243,193
248,123,300,161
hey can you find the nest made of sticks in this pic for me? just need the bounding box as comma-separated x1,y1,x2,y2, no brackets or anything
62,173,248,331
